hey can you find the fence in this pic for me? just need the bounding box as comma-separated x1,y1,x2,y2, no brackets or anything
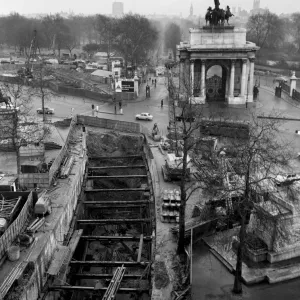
281,82,290,93
0,192,34,260
292,89,300,102
48,115,78,185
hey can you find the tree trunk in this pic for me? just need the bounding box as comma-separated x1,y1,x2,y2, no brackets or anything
177,140,188,256
233,216,245,294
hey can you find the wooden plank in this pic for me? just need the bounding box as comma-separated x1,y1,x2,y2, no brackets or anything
72,274,142,279
88,165,145,170
83,200,150,205
83,204,146,209
80,235,152,241
137,234,144,262
89,155,142,160
69,261,149,267
48,286,149,292
87,175,147,179
85,188,149,192
77,219,151,225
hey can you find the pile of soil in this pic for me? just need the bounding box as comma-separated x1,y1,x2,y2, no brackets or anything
87,131,144,157
154,261,170,289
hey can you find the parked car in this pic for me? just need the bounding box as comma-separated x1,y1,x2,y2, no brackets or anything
37,107,54,114
0,104,19,111
135,112,153,121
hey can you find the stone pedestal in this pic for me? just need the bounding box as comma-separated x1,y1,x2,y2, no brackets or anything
290,71,297,97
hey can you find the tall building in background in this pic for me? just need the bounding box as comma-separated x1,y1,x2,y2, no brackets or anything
251,0,267,15
112,1,124,18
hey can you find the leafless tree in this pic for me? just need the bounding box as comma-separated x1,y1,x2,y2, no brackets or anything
166,62,209,256
195,113,294,294
0,80,51,176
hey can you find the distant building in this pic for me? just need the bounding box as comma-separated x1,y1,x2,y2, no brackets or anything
112,1,124,18
189,3,193,18
250,0,267,15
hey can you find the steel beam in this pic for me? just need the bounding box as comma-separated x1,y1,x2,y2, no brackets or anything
48,286,149,292
85,188,149,192
80,236,152,241
69,261,150,267
87,175,147,179
77,219,151,224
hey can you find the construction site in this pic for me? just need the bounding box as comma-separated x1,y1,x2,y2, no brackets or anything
46,130,154,300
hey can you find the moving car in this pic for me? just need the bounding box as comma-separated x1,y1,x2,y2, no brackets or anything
0,104,19,111
135,112,153,121
37,107,54,114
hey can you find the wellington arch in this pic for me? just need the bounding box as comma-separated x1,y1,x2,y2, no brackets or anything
177,26,259,104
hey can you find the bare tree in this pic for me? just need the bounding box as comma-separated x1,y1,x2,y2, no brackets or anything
166,62,207,256
195,113,293,294
0,80,50,176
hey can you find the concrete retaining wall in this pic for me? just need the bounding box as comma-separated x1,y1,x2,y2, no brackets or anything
19,173,50,189
3,149,88,300
77,115,141,133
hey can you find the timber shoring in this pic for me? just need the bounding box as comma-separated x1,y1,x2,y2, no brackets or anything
72,273,143,279
83,200,150,205
87,175,148,179
85,188,150,192
88,165,146,170
77,219,151,224
89,155,143,160
48,286,149,292
69,261,150,267
80,235,152,241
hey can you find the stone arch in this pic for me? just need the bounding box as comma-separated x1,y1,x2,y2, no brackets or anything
205,60,229,101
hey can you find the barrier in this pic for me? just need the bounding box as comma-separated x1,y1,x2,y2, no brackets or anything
48,115,78,185
0,192,34,260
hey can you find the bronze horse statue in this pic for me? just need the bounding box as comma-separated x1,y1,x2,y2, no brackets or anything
206,5,234,26
0,91,12,107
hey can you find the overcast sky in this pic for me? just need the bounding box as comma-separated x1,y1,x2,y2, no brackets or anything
1,0,299,16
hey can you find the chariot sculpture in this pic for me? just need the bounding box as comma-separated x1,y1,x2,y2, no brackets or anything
205,0,234,26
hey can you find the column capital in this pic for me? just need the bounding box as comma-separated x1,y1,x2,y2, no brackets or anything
242,58,248,64
180,58,185,63
249,57,255,63
231,59,236,66
201,59,207,64
190,59,195,64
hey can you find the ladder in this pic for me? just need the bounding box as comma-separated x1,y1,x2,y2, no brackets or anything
101,265,126,300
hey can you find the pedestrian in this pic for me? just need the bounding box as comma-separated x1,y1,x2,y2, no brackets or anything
155,78,157,85
245,100,248,109
161,99,163,108
114,104,117,114
119,101,122,109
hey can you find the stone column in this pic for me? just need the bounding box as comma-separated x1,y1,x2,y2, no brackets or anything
290,71,297,97
229,60,236,97
201,59,206,97
240,59,247,97
248,58,255,97
179,58,185,93
190,59,195,96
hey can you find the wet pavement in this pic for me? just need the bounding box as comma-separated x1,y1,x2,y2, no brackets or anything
192,241,300,300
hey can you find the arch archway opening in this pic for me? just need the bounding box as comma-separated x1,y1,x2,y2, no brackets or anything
206,64,227,101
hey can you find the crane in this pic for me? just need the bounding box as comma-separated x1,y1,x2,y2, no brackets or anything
18,30,38,80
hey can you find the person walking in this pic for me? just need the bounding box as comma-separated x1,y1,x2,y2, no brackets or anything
114,104,117,114
119,101,122,110
161,99,163,108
